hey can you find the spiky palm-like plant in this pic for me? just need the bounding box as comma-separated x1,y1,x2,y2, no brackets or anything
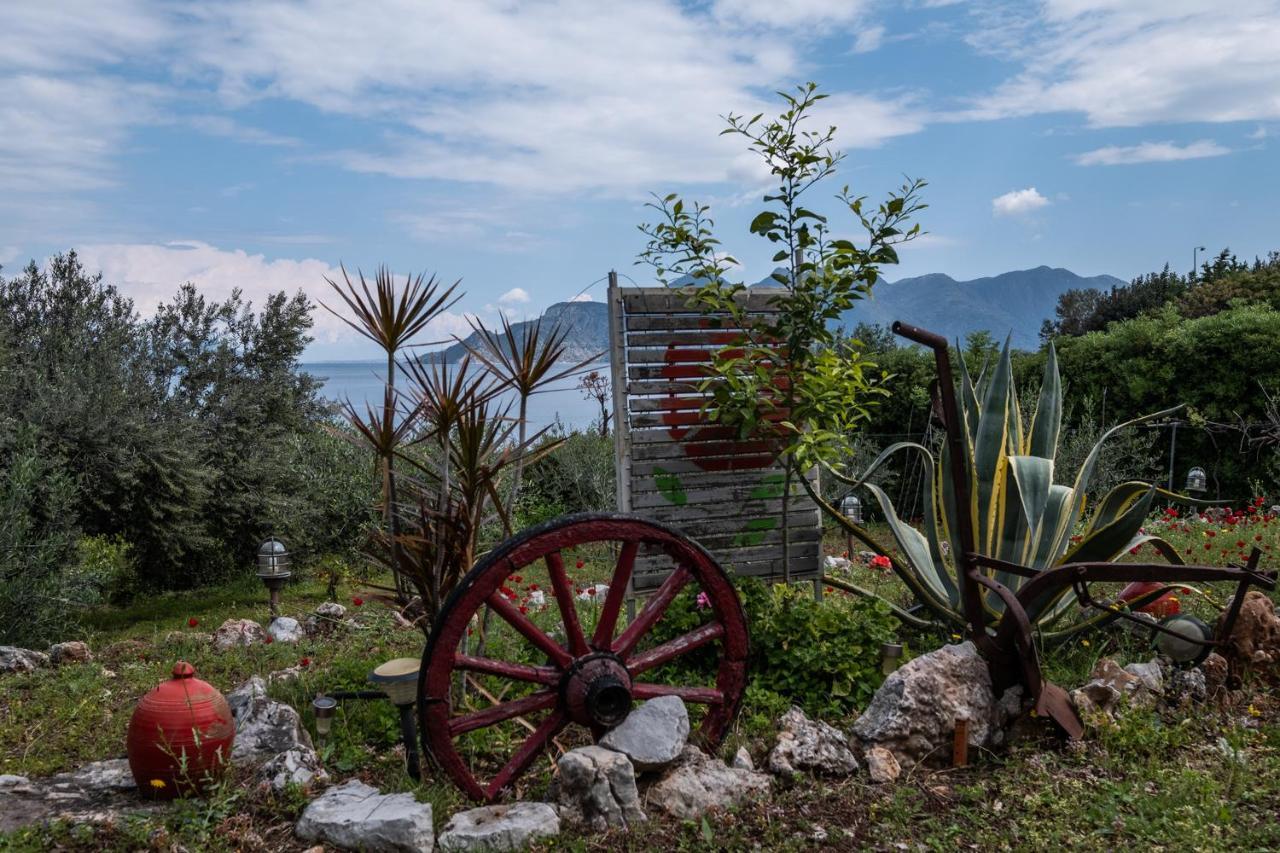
813,339,1187,641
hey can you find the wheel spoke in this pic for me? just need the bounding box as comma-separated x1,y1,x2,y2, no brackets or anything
592,540,639,648
626,622,725,677
487,591,572,669
545,551,590,658
485,710,567,800
612,566,691,657
448,690,558,736
632,683,724,705
454,654,560,686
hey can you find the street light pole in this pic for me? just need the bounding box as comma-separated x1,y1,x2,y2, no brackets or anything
1192,245,1206,281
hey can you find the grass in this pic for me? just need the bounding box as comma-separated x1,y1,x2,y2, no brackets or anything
4,512,1280,850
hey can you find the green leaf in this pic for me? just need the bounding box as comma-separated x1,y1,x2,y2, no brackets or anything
1027,340,1060,458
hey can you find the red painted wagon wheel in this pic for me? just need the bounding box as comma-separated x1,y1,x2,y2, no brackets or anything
419,512,749,802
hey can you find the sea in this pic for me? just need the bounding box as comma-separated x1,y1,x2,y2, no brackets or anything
304,360,604,433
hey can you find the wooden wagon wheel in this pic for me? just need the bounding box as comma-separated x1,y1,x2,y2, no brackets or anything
419,512,749,802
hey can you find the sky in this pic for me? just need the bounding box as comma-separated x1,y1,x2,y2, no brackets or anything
2,0,1278,359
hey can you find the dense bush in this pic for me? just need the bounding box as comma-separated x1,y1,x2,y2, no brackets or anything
518,428,615,525
649,577,901,718
0,252,372,613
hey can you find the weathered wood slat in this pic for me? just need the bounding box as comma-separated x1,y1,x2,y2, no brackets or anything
637,510,819,537
631,483,817,510
626,330,761,347
626,346,786,364
627,363,717,381
639,499,816,524
629,424,777,445
631,472,803,498
627,396,713,413
624,314,775,332
629,409,789,430
622,289,785,314
629,440,776,463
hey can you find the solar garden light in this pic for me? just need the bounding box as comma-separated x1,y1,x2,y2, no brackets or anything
1185,466,1207,495
256,537,291,620
1154,614,1214,666
312,695,337,740
370,658,422,781
880,642,904,676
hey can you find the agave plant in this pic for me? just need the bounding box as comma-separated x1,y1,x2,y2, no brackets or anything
812,339,1188,642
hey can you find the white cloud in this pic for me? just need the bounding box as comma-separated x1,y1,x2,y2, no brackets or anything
966,1,1280,127
0,246,19,266
712,0,870,28
499,287,530,305
187,115,300,147
1248,126,1268,140
1073,139,1231,166
569,293,594,302
853,25,886,53
992,187,1049,217
73,241,475,347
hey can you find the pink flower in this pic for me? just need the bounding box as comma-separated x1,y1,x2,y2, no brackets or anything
696,591,711,610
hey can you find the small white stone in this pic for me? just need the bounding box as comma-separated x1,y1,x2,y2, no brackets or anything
296,780,434,852
437,802,560,851
267,617,304,644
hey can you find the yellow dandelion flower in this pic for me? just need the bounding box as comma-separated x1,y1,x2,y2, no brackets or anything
950,633,962,642
1248,704,1262,718
1081,639,1090,647
150,779,166,789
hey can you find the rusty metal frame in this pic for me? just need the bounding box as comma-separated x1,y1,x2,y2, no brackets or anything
892,321,1277,738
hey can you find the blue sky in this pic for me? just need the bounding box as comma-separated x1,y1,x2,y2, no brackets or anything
2,0,1277,359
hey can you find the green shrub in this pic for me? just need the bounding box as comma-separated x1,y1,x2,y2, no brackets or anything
75,535,139,604
646,576,901,718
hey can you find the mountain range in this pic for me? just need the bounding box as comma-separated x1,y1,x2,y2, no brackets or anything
439,266,1126,361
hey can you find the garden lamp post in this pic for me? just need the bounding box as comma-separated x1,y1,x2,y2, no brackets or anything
840,493,863,558
256,537,291,620
880,642,904,676
1192,245,1206,281
1185,466,1207,495
369,658,422,781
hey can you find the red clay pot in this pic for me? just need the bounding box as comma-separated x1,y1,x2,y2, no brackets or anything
126,661,235,798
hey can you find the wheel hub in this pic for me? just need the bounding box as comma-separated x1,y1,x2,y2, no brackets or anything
560,652,633,727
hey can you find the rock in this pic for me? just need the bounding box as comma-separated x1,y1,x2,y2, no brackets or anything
268,666,303,685
1202,652,1229,692
315,602,347,620
555,745,645,831
823,555,851,571
101,639,148,661
528,590,546,608
1167,666,1208,705
599,696,689,771
731,747,754,771
1123,660,1164,694
1219,591,1280,666
50,759,135,792
768,707,858,777
48,641,93,665
0,759,166,834
400,596,425,624
851,642,1009,768
1070,658,1160,718
259,746,329,791
437,802,560,852
164,630,212,645
864,747,901,784
576,584,609,602
226,676,317,763
212,618,267,651
267,616,304,644
0,775,31,791
295,780,434,853
645,745,770,820
0,646,49,674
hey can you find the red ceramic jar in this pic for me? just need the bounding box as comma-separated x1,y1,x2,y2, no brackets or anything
126,661,236,798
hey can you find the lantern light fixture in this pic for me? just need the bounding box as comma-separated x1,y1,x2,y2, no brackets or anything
370,658,423,780
840,494,864,525
1185,467,1207,494
256,537,292,618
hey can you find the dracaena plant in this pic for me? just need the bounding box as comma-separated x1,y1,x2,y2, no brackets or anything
813,338,1188,641
637,82,926,578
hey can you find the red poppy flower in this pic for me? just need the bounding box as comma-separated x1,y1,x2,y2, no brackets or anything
528,583,539,591
575,560,584,569
1237,540,1246,549
519,605,529,615
513,575,523,583
352,597,364,607
265,635,274,644
188,617,199,628
299,657,311,667
1205,542,1213,550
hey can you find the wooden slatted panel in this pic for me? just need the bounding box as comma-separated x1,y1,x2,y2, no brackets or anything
609,281,821,593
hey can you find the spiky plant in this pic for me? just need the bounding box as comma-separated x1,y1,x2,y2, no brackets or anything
812,339,1187,641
